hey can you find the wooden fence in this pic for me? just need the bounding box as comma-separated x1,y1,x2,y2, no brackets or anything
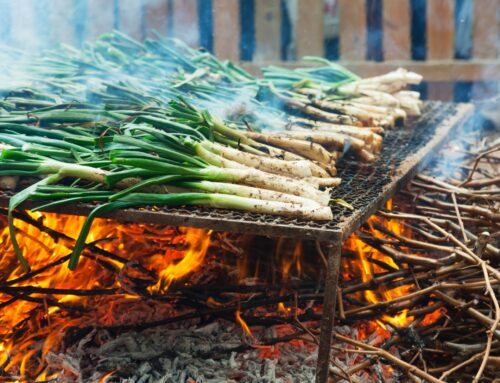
1,0,499,101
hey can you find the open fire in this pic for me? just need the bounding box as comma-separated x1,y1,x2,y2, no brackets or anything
0,198,443,382
0,212,215,380
342,199,443,335
344,201,414,330
1,114,497,381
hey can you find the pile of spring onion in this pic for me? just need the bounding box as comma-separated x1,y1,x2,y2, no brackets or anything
0,31,423,270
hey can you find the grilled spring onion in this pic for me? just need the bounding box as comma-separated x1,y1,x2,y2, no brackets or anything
111,156,331,206
117,123,319,179
260,63,423,127
119,113,340,187
1,144,330,207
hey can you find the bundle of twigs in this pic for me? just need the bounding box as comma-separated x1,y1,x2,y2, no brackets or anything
327,126,500,382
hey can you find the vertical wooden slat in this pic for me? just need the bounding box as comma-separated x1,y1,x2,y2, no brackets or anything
143,0,168,37
172,0,199,46
119,0,144,40
473,0,499,58
339,0,367,60
48,0,76,46
296,0,324,58
383,0,411,60
427,0,455,100
213,0,240,61
86,0,115,42
10,0,39,50
254,0,282,61
427,0,454,59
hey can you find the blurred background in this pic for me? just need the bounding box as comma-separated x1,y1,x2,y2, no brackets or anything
0,0,499,103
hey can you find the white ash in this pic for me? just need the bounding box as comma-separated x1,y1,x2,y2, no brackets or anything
45,320,403,383
49,320,317,383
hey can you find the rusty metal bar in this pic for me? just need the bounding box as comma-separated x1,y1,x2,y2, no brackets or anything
315,240,342,383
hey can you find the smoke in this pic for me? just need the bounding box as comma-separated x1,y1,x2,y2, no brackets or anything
213,93,287,131
0,0,80,50
0,1,178,93
0,0,186,50
1,1,498,130
0,0,294,132
427,110,497,181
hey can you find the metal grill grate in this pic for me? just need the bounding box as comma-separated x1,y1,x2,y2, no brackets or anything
0,101,473,241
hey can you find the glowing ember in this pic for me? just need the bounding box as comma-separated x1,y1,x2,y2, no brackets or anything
421,307,444,326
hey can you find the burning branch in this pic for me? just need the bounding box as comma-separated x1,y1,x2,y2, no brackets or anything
334,129,499,381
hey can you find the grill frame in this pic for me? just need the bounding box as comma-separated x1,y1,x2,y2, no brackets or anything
0,101,474,241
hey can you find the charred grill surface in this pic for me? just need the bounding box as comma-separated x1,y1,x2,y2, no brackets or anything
0,102,473,240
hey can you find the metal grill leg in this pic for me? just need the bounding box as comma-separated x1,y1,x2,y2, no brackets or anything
315,241,342,383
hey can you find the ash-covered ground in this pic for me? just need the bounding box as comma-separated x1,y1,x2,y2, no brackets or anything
48,318,398,383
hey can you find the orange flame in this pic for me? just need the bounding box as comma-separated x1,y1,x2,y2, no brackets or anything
98,370,116,383
150,228,212,293
279,239,302,282
235,309,253,337
344,199,445,340
344,200,414,333
278,302,290,315
0,200,445,378
0,211,212,379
